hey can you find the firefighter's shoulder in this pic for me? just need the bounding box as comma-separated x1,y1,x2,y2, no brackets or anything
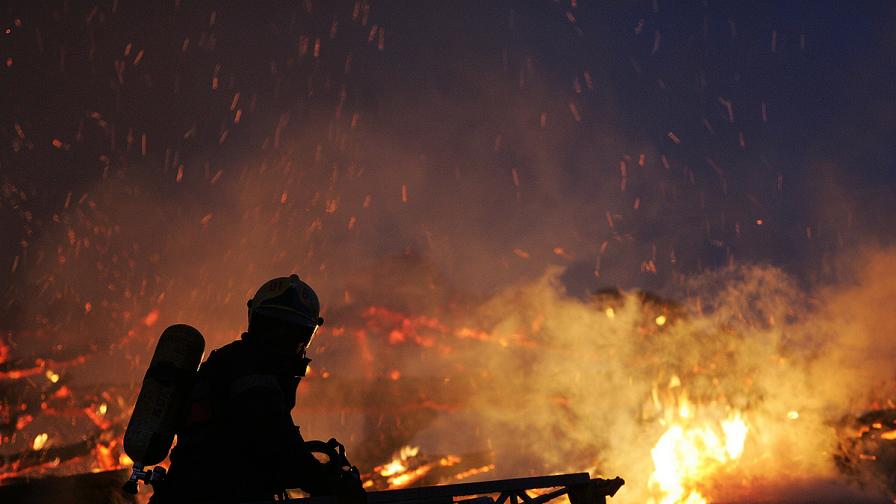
199,340,247,373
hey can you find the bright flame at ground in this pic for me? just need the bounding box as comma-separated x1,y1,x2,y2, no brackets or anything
648,413,749,504
379,458,409,478
374,445,427,488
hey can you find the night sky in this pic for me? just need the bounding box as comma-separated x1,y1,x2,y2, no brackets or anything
1,0,895,353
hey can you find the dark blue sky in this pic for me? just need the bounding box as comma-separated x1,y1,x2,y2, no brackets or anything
360,0,896,290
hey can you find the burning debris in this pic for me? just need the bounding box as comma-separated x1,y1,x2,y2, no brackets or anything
4,260,896,503
836,408,896,496
0,344,132,483
363,445,495,490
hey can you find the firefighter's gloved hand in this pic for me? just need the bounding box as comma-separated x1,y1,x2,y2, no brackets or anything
327,438,366,504
334,467,366,504
304,438,367,504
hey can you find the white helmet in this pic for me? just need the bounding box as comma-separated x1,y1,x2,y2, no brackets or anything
247,274,324,329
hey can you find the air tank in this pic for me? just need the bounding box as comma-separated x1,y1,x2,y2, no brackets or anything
122,324,204,493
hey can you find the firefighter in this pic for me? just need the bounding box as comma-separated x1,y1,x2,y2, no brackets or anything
149,275,364,504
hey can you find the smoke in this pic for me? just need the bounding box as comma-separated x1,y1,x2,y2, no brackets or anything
392,247,895,502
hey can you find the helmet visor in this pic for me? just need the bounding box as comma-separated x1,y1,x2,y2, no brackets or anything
302,324,319,349
253,304,319,328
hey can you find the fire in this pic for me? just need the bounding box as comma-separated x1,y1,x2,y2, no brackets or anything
365,445,490,490
648,398,749,504
379,446,418,475
644,372,750,504
721,416,748,460
374,445,425,488
95,442,116,470
379,458,409,478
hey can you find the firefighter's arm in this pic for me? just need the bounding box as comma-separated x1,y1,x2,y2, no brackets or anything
227,374,364,501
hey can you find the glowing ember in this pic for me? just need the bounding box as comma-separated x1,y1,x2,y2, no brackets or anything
451,464,495,481
32,432,49,451
143,309,160,327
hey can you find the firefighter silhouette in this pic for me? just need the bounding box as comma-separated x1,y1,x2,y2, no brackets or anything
140,275,364,503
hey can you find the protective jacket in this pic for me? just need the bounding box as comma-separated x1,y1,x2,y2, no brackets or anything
148,338,325,503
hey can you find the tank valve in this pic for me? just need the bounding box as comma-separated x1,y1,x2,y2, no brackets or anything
122,463,167,494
